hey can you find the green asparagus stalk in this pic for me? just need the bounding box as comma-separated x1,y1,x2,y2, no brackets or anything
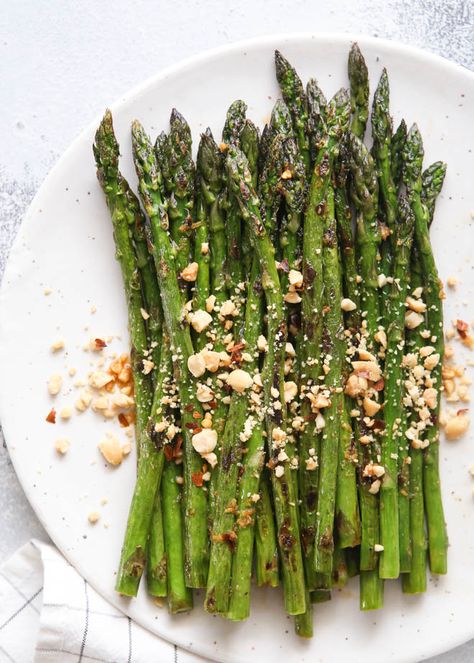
396,163,413,577
254,473,280,587
332,545,349,588
390,119,407,190
228,126,276,620
227,427,267,620
403,124,448,575
298,78,327,589
403,160,446,589
372,69,397,287
360,567,384,610
222,101,247,291
94,112,154,451
122,179,163,373
379,195,414,579
252,127,283,587
334,141,362,551
307,78,328,166
94,111,165,596
159,110,195,279
226,145,306,615
348,42,369,139
161,455,194,612
240,119,260,276
401,254,428,594
204,274,262,613
421,161,447,226
132,120,209,588
348,132,384,607
270,100,306,288
226,260,267,620
198,129,230,515
146,489,167,597
313,89,351,576
274,50,311,173
335,140,360,328
145,340,176,600
294,588,313,638
193,172,210,351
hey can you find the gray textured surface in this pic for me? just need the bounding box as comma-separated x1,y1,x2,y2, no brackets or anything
1,1,473,660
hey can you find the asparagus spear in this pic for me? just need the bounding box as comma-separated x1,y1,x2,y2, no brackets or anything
403,124,448,575
204,273,262,613
347,133,384,608
226,145,306,616
313,89,351,576
146,489,167,597
348,42,369,140
94,112,154,451
307,78,328,166
132,120,209,588
121,179,163,373
254,472,280,587
421,161,447,225
240,119,260,276
337,159,365,555
159,110,195,280
372,69,397,288
401,252,428,594
270,100,306,289
157,113,199,607
193,172,210,351
274,50,311,173
294,588,313,639
335,140,360,328
94,111,165,596
225,260,267,619
222,101,247,292
198,129,230,516
267,100,305,501
390,119,407,190
228,126,278,620
161,451,194,612
379,195,414,579
252,126,282,592
297,79,327,588
334,139,362,552
146,338,178,600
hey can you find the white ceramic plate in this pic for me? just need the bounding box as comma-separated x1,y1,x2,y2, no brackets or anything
1,33,474,663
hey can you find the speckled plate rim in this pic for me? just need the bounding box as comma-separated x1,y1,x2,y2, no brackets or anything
1,32,474,663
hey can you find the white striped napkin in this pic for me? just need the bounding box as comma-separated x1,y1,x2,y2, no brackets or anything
0,540,210,663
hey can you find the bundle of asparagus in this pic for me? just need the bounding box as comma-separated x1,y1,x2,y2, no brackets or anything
93,43,448,636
